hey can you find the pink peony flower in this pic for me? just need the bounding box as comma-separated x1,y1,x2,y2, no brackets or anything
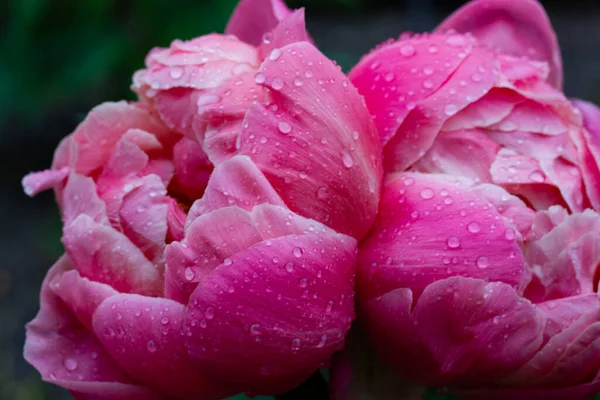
21,1,383,398
333,0,600,399
133,0,382,240
349,0,599,214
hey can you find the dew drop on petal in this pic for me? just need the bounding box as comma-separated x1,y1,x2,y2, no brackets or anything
447,237,461,248
292,247,304,258
63,358,78,372
467,221,481,234
476,256,490,269
277,121,292,134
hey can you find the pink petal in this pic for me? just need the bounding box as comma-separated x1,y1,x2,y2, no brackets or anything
573,99,600,210
121,128,164,152
349,34,474,145
24,256,153,399
50,269,118,330
165,206,264,303
487,100,568,135
527,205,569,241
383,46,498,172
93,294,233,399
539,156,589,212
225,0,292,46
240,42,382,239
411,129,500,183
258,9,310,60
185,232,356,394
186,155,285,226
434,0,563,88
166,197,186,243
22,167,69,196
358,172,529,300
62,215,163,297
412,277,545,385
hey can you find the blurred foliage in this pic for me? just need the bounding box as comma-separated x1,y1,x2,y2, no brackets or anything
0,0,362,133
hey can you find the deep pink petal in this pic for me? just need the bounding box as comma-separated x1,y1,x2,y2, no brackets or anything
62,215,162,296
349,34,474,145
240,42,382,239
456,382,600,400
411,129,499,183
166,198,186,243
383,46,498,172
22,167,69,196
185,232,356,394
186,155,285,225
93,295,233,400
358,172,529,300
412,277,545,385
573,99,600,210
24,256,152,399
258,9,310,60
225,0,292,46
434,0,563,88
62,173,108,226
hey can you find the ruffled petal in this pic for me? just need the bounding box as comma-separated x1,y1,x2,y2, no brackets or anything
240,42,382,239
573,99,600,210
22,167,69,196
258,9,310,60
434,0,562,88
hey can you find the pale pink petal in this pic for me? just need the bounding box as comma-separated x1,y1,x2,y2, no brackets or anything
62,215,162,297
185,232,356,395
68,102,171,175
240,42,382,239
186,155,285,226
62,174,108,226
358,172,529,300
411,129,499,183
539,156,589,212
487,130,576,162
140,159,173,186
442,89,520,132
93,295,233,399
120,129,164,152
490,148,566,210
487,100,568,135
383,46,498,172
434,0,563,88
573,99,600,210
412,277,545,385
24,256,152,399
145,88,200,139
528,205,569,241
501,295,600,387
100,139,149,181
225,0,292,46
203,120,245,165
258,9,310,60
349,34,474,145
524,210,600,300
119,174,169,263
22,167,69,196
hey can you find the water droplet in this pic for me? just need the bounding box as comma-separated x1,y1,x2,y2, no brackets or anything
423,79,434,89
384,72,395,82
277,121,292,134
420,187,434,199
444,196,454,205
299,278,308,288
447,237,461,248
272,77,284,90
471,73,482,82
223,257,233,266
254,73,266,84
428,44,439,54
169,67,183,80
446,34,467,47
467,221,481,234
205,307,214,320
317,335,328,348
292,247,304,258
250,324,262,335
305,70,313,78
423,66,434,76
504,228,516,240
269,48,281,61
161,317,170,325
262,32,273,44
285,262,294,272
291,338,301,351
476,256,490,269
400,44,416,57
293,77,303,86
147,340,157,352
63,358,78,371
342,151,354,168
529,170,545,183
184,267,195,281
444,104,458,116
